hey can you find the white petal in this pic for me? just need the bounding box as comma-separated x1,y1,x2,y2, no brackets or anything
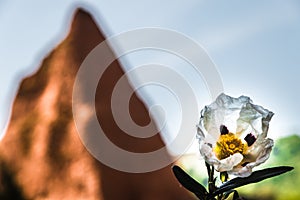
229,138,274,177
249,138,274,167
236,99,274,139
198,93,255,141
197,93,274,177
215,153,243,172
246,138,274,162
199,143,215,161
229,165,252,177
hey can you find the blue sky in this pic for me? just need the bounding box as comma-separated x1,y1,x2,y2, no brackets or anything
0,1,300,153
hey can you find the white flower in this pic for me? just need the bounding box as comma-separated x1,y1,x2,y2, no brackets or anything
197,93,274,177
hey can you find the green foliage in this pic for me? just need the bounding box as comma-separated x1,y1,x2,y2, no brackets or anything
173,166,208,200
183,135,300,200
173,165,292,200
238,135,300,200
214,166,293,197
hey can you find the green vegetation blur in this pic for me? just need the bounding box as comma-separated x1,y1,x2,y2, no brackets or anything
186,135,300,200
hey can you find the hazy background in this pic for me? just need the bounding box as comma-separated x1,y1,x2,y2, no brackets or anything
1,0,300,153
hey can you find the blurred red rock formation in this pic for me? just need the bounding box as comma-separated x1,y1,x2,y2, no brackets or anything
0,8,191,200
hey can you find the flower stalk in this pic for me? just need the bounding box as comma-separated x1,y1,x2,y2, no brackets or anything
206,162,215,194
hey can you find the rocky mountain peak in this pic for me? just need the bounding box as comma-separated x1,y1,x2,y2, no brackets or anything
0,8,191,200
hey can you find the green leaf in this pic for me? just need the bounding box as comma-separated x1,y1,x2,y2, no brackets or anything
212,166,294,197
172,165,208,200
223,190,234,199
232,190,240,200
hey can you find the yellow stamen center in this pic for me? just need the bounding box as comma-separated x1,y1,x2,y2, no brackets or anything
214,133,246,160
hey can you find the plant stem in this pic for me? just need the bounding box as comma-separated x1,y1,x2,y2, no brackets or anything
206,162,216,196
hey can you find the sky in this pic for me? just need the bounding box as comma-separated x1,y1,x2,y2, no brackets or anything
0,0,300,154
